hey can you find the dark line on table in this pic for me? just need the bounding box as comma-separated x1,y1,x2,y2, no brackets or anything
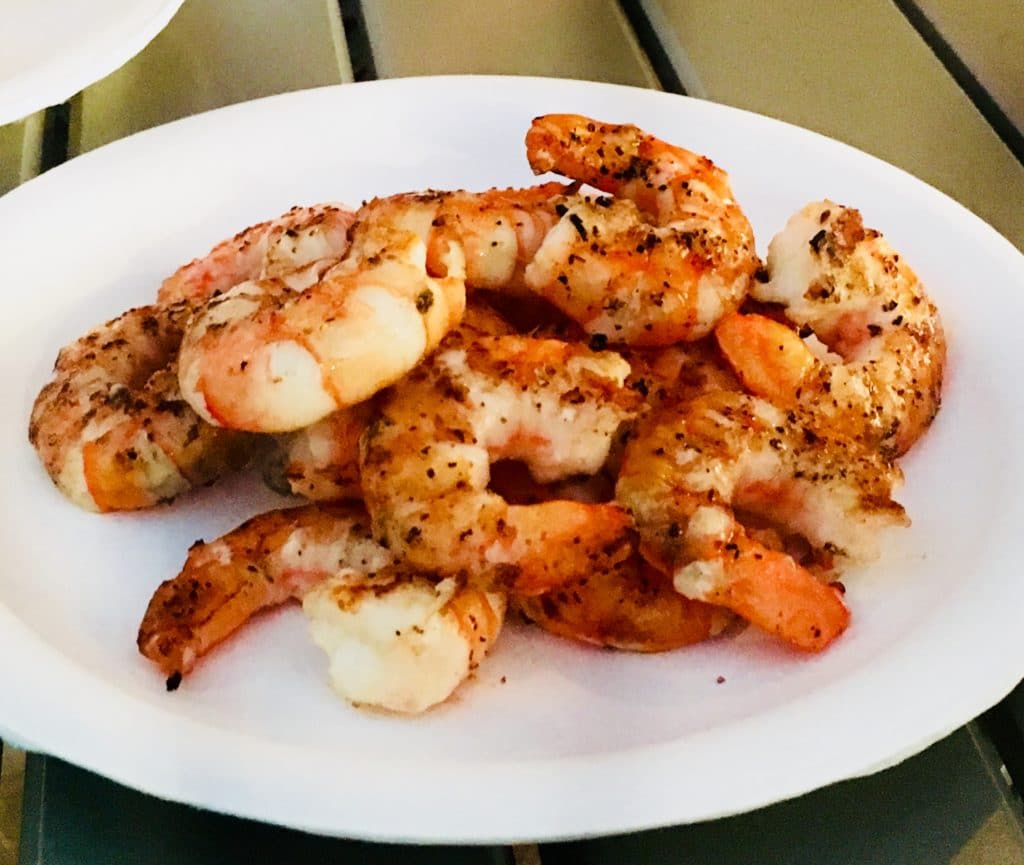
39,102,71,173
979,702,1024,814
892,0,1024,165
338,0,378,82
617,0,687,95
19,753,47,865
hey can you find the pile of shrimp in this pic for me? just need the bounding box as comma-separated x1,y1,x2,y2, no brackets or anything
29,114,945,715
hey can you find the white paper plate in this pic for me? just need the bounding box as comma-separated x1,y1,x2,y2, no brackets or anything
0,0,184,125
1,76,1023,844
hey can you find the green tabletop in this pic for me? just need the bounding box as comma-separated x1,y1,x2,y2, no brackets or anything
9,723,1024,864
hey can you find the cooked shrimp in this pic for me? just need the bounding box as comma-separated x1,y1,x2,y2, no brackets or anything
29,302,252,512
360,335,641,595
157,203,356,305
138,502,504,712
517,552,733,652
355,182,573,291
616,390,908,651
715,201,946,457
622,338,742,409
262,404,372,501
138,503,392,685
177,222,467,432
523,114,759,345
590,339,744,483
261,298,517,502
304,568,505,714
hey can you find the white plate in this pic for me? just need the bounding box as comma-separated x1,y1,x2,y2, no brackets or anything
0,0,184,125
1,76,1023,844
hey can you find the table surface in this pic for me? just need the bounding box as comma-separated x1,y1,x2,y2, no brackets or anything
1,1,1023,862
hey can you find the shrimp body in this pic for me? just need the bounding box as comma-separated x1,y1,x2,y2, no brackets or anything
356,183,572,291
264,404,373,501
178,224,467,432
29,302,251,512
360,336,640,595
622,338,742,409
262,298,517,502
523,114,759,344
517,553,732,652
158,203,356,305
304,569,505,714
716,201,945,456
616,391,908,650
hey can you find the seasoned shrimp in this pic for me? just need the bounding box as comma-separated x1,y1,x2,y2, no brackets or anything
622,338,742,409
517,552,733,652
715,201,945,456
263,404,374,501
304,568,505,714
138,503,503,712
616,390,908,651
177,222,467,432
138,503,391,684
523,114,759,345
487,456,732,652
360,335,641,595
158,203,356,305
355,182,573,291
591,339,744,482
261,298,517,501
29,302,252,512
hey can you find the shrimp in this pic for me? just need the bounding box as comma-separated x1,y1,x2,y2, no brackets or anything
304,568,505,714
517,551,733,652
354,156,754,347
30,204,358,510
260,297,517,502
355,182,573,292
177,221,467,432
29,302,252,512
157,203,356,305
522,114,759,345
263,404,374,501
138,503,503,712
360,335,641,596
616,390,908,651
715,201,946,457
621,338,742,409
587,339,744,483
137,503,391,684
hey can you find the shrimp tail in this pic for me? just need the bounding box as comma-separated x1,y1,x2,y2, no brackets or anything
698,537,850,651
714,312,816,404
526,114,616,183
138,557,274,687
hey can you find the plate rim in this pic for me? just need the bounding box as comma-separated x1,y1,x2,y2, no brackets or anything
0,0,186,125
